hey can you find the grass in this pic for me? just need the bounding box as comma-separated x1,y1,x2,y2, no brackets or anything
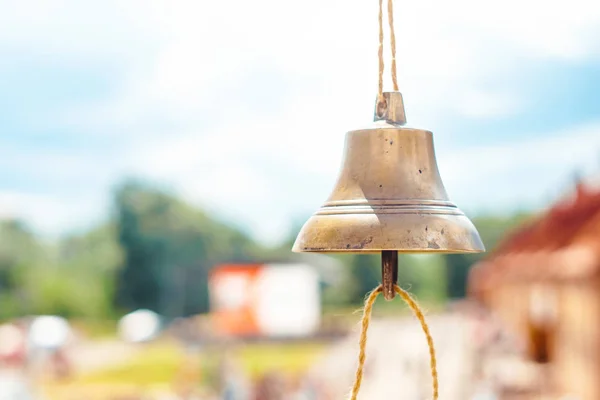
41,339,328,399
69,319,118,339
41,340,185,400
77,340,186,385
233,342,327,379
73,340,327,384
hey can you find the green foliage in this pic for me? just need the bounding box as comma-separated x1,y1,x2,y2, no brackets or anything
0,219,121,319
344,254,381,301
317,252,448,307
400,254,447,303
0,222,34,317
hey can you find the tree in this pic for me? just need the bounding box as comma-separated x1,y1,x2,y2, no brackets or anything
0,220,43,318
113,181,262,318
50,224,123,318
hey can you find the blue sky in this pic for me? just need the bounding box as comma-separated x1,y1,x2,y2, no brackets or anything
1,0,600,244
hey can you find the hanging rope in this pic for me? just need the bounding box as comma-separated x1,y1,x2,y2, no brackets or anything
387,0,399,92
348,284,439,400
377,0,385,107
377,0,400,114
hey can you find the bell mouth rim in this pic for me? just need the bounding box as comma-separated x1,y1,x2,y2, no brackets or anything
292,248,485,254
291,211,486,254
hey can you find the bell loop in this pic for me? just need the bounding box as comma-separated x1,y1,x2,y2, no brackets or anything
374,91,407,126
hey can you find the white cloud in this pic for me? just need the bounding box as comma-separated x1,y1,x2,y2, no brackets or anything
452,89,524,119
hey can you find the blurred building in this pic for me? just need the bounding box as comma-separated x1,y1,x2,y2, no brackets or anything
469,181,600,399
209,263,322,338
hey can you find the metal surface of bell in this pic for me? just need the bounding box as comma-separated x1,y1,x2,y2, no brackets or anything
293,92,485,254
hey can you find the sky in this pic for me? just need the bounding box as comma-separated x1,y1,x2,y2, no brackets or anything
1,0,600,244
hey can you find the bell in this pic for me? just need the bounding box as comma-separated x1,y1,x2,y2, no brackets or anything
293,92,485,299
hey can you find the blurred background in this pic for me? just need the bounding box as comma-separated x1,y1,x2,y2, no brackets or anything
0,0,599,399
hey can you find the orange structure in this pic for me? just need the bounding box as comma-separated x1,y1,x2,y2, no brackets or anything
469,181,600,399
209,264,263,336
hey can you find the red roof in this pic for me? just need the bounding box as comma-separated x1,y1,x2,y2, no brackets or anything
471,182,600,295
491,183,600,256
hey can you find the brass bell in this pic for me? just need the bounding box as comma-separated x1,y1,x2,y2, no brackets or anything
293,92,485,299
